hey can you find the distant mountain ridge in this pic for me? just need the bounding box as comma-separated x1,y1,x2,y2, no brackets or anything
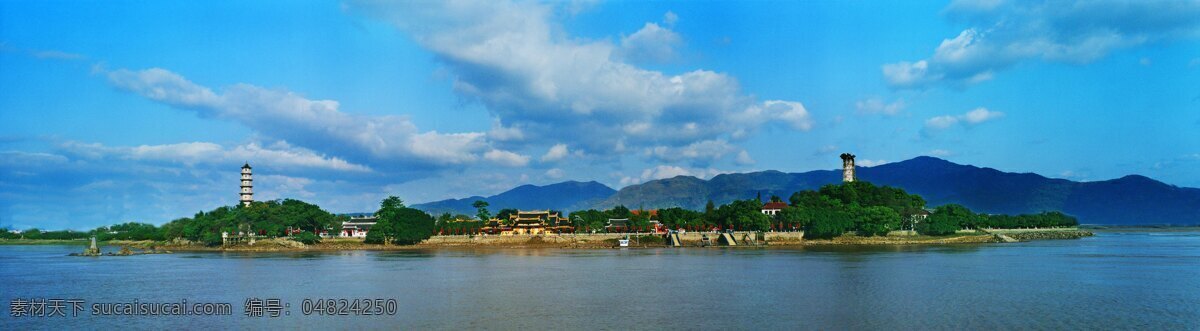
411,181,616,216
408,157,1200,225
595,156,1200,225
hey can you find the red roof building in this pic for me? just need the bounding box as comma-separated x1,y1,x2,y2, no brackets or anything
761,202,788,216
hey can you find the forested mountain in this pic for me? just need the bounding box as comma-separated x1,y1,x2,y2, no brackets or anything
595,156,1200,225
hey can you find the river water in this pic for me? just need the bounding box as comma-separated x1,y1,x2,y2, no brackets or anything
2,231,1198,330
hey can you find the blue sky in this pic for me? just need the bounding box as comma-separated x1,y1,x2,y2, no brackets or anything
2,0,1199,230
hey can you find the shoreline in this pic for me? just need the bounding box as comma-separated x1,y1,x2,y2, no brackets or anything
1,228,1098,253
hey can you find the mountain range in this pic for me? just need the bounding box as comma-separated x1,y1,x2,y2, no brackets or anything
411,157,1200,225
411,181,616,216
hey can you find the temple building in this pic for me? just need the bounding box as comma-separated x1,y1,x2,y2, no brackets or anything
240,163,254,207
342,216,376,238
481,210,573,235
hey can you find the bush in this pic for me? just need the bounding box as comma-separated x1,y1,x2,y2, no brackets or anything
805,215,853,239
636,235,664,245
363,230,385,244
857,206,901,236
368,196,435,245
293,232,320,245
201,232,223,247
917,204,970,235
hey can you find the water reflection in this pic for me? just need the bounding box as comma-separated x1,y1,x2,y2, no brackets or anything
1,232,1197,329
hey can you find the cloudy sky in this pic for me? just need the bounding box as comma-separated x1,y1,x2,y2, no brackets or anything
2,0,1199,230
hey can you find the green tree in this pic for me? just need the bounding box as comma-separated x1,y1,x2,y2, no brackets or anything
628,211,652,230
803,209,854,239
704,200,716,225
857,206,901,236
568,209,609,232
391,208,435,245
917,204,971,235
608,205,632,219
713,199,772,231
368,196,434,245
658,207,703,229
472,200,491,221
292,232,320,245
776,206,809,231
368,196,406,244
495,208,517,221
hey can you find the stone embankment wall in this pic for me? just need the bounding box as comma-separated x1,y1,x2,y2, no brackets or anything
423,233,628,247
423,231,807,247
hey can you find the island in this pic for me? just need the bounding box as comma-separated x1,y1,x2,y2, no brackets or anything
2,180,1090,253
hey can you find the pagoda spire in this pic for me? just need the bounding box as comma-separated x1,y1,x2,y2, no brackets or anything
240,163,253,207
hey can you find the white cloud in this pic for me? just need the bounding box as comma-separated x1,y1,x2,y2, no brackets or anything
735,150,755,165
483,149,530,167
488,119,525,142
884,1,1200,89
346,0,813,160
649,139,737,164
58,140,372,172
924,107,1004,133
106,68,221,110
857,159,889,167
855,97,906,115
757,100,814,131
540,143,570,162
256,174,316,200
619,22,683,63
663,11,678,27
961,107,1004,124
925,115,960,130
0,151,69,167
544,168,564,179
882,60,935,88
104,67,490,169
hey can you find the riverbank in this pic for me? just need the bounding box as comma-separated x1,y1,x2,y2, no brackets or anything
150,228,1098,251
7,228,1093,253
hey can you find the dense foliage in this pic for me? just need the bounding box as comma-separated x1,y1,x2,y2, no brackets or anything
2,180,1081,243
784,182,1076,238
435,213,482,235
292,232,321,245
982,211,1078,229
364,196,435,245
784,182,924,238
0,229,91,240
158,199,344,246
95,222,167,241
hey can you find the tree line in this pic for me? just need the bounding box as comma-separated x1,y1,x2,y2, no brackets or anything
2,182,1078,245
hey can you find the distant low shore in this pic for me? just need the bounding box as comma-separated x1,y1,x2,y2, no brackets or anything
1082,225,1200,232
1,228,1101,253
